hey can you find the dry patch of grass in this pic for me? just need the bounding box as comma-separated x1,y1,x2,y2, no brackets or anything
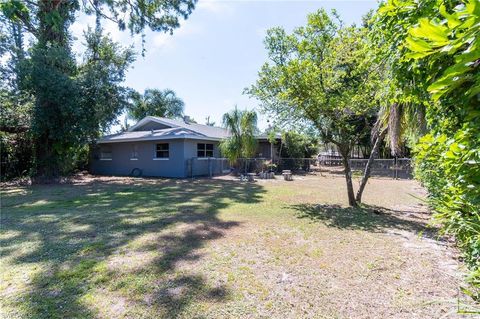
0,173,464,318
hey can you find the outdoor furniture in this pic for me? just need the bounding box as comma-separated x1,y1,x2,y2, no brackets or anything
259,171,275,179
247,173,256,182
282,170,292,181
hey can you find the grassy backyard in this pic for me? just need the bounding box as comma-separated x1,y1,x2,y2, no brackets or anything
0,173,463,318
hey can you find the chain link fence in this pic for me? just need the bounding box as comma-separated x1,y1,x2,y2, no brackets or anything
186,158,232,178
334,157,412,179
186,157,413,179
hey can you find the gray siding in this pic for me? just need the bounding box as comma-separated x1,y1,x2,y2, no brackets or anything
91,140,186,178
183,139,221,177
91,138,277,178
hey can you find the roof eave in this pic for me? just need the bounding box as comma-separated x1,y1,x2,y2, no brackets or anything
127,116,180,132
97,135,223,144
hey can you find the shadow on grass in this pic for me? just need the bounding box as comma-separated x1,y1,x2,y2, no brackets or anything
291,203,438,238
0,178,265,318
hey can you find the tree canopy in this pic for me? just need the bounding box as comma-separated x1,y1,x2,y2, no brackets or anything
280,131,318,159
247,9,381,206
0,0,197,179
128,88,185,121
219,108,258,165
374,0,479,297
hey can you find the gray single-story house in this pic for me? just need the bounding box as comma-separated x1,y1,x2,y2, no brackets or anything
91,116,280,178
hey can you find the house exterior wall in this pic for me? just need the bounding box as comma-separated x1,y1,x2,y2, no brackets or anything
91,140,186,178
255,141,280,160
256,141,271,158
90,138,279,178
183,139,221,177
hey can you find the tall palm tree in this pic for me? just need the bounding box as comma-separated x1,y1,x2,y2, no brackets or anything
374,102,427,157
356,101,427,202
128,88,184,120
220,107,258,165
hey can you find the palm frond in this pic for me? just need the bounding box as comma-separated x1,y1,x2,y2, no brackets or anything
221,108,258,162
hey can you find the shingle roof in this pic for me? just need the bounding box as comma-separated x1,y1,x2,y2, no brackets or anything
98,116,280,144
147,117,230,139
98,117,230,143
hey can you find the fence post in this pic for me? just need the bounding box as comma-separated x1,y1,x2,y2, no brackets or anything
191,158,194,179
394,157,398,180
208,158,212,178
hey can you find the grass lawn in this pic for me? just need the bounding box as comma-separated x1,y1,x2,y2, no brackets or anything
0,173,463,318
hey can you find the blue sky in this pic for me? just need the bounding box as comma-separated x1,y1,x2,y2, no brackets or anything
72,0,378,131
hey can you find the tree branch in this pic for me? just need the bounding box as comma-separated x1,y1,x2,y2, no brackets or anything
0,125,29,133
15,11,38,38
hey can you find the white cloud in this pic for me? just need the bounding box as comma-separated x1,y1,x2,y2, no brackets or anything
70,7,204,57
103,20,128,42
150,20,203,51
70,14,95,39
152,33,173,49
197,0,234,15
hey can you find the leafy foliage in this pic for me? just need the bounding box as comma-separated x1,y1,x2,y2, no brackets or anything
377,0,480,297
0,15,33,179
128,88,185,121
247,9,382,206
0,0,197,180
0,89,33,180
280,131,318,159
219,108,258,164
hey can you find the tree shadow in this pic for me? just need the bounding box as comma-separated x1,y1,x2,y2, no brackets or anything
291,203,439,240
1,178,265,318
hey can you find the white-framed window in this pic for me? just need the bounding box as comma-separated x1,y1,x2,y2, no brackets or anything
197,143,214,158
131,144,139,160
100,145,112,160
154,143,169,159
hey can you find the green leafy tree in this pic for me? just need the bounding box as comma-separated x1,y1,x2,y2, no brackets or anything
376,0,480,297
79,29,135,136
0,14,33,179
355,1,441,202
0,0,196,180
220,108,258,165
280,131,317,159
128,88,184,121
367,0,436,156
247,10,381,206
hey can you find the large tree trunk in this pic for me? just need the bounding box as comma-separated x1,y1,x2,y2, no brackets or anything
338,146,357,207
32,132,59,182
388,103,403,157
355,129,387,203
31,0,72,182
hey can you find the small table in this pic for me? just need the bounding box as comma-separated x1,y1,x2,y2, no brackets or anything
246,173,256,182
282,170,292,181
